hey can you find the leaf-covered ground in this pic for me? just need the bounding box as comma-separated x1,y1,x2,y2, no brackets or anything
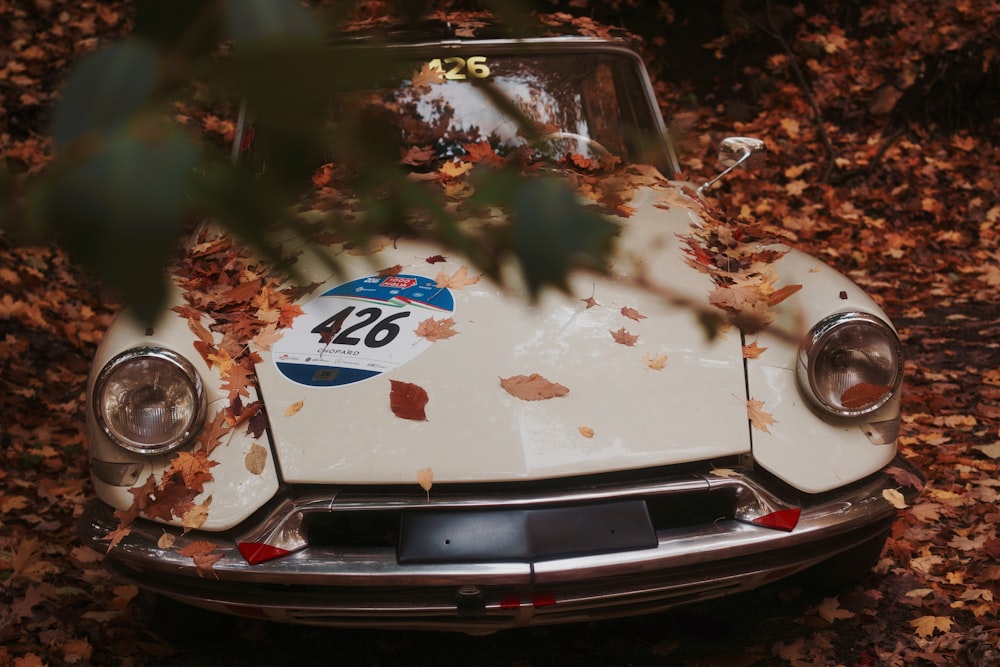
2,1,999,665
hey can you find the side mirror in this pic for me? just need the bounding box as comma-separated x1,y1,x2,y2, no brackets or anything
697,137,766,196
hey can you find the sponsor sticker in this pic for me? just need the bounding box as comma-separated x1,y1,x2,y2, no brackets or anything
273,274,454,387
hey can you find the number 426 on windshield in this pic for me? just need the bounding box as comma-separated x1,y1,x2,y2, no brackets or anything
428,56,490,80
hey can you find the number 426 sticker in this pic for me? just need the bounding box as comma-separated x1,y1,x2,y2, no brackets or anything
273,274,454,387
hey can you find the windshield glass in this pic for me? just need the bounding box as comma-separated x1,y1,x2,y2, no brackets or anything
334,49,672,172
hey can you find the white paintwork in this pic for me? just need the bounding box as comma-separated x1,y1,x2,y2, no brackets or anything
88,183,902,530
256,189,752,484
87,305,281,530
742,248,899,493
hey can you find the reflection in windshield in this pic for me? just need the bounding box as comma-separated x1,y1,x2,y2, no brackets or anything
341,52,664,169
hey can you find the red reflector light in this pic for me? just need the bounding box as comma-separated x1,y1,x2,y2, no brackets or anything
238,542,291,564
500,595,521,610
531,593,557,608
751,508,801,531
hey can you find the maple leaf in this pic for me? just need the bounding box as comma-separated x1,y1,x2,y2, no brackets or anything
620,306,646,321
425,254,447,264
910,615,953,638
176,541,223,578
742,341,768,358
221,278,262,306
580,283,599,309
410,62,444,90
414,316,458,342
463,141,503,165
438,160,473,179
389,380,429,421
746,398,776,433
167,450,217,494
500,373,569,401
277,303,304,328
435,266,480,289
252,322,282,351
610,327,638,346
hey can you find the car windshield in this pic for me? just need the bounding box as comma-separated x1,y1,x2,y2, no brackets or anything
332,48,673,173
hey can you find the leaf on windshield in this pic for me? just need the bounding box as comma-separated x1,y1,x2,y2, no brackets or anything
390,380,429,421
500,373,569,401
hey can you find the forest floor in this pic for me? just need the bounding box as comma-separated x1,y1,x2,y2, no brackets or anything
2,1,1000,665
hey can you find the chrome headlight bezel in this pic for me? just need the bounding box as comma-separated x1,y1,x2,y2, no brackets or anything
797,312,903,419
93,347,206,455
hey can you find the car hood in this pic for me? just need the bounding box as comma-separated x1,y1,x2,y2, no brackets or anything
254,187,751,484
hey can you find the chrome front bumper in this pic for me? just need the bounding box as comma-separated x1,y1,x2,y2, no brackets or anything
78,456,921,632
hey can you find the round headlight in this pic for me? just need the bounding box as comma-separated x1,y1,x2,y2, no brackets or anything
798,312,902,418
93,347,206,455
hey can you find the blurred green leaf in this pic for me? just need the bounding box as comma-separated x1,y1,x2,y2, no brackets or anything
134,0,224,58
51,41,161,151
224,0,320,44
474,171,619,297
33,122,200,324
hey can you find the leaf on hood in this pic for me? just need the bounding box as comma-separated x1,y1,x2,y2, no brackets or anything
414,316,459,342
252,322,283,352
221,362,254,400
610,327,638,346
417,467,433,500
181,495,212,533
390,380,429,421
746,398,777,433
285,400,304,417
435,265,480,289
425,254,447,264
198,409,231,455
377,264,403,277
500,373,569,401
578,426,595,438
767,283,803,306
643,352,668,370
621,306,646,321
245,443,268,475
580,283,599,309
742,341,768,358
168,451,218,494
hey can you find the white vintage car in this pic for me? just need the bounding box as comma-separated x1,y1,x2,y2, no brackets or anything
78,18,920,633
